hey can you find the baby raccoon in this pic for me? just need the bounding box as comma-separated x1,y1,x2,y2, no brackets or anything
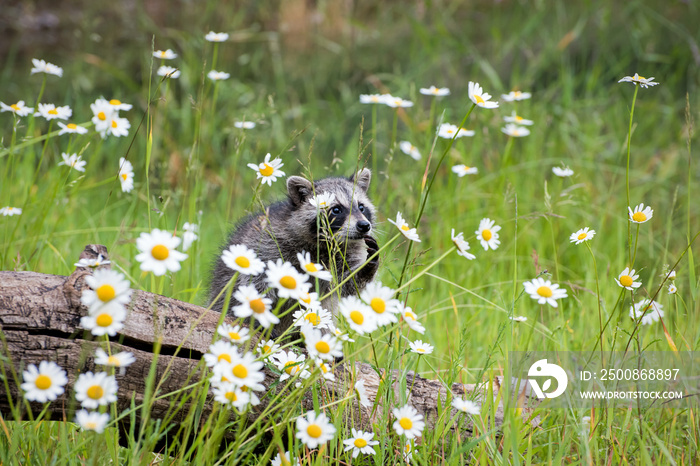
209,168,379,338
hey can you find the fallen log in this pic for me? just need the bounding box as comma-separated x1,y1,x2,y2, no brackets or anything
0,245,538,444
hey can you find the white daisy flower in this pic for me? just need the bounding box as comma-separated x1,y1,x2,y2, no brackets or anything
343,428,379,458
618,73,659,88
409,339,434,355
181,222,198,251
523,278,568,308
308,192,336,210
419,86,450,96
234,121,256,129
21,361,68,403
221,244,265,276
265,259,311,300
468,81,498,109
399,141,421,161
205,32,229,42
388,211,421,242
211,382,250,409
313,359,336,381
157,65,180,79
246,153,285,186
664,269,677,281
217,323,250,344
57,152,86,172
552,166,574,177
452,398,481,415
80,305,127,337
80,268,132,313
304,327,343,361
392,404,425,439
74,254,111,269
293,307,333,330
629,299,664,325
509,315,527,322
354,380,371,408
153,49,177,60
296,411,336,449
451,229,476,260
297,291,322,309
135,229,188,276
272,351,309,382
35,103,71,120
503,111,534,125
75,410,110,433
0,206,22,216
615,267,642,290
403,440,414,463
203,340,239,367
214,351,265,388
399,303,425,334
475,218,501,251
339,296,377,335
90,98,115,134
360,281,400,327
74,371,118,409
232,285,279,328
118,158,135,193
256,339,281,359
104,116,131,138
271,452,299,466
329,324,355,342
0,100,33,116
30,58,63,77
451,164,478,177
207,70,230,81
569,227,596,245
629,203,653,224
57,122,88,135
107,99,132,111
94,349,135,368
501,123,530,137
297,251,332,281
438,123,475,139
668,283,677,294
383,95,414,108
359,94,389,104
501,90,531,102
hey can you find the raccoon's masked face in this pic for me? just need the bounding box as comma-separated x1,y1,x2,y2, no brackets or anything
287,168,376,243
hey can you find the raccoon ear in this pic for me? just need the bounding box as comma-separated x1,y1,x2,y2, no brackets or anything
287,176,314,206
351,168,371,192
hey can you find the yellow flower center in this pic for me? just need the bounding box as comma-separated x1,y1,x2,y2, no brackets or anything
96,313,113,327
160,51,167,57
259,163,274,177
637,75,646,80
401,225,410,231
218,353,231,363
315,341,331,354
151,244,170,260
405,311,416,321
11,104,20,111
307,424,322,439
305,263,319,273
249,298,266,314
85,422,98,430
111,120,118,128
304,313,321,326
619,275,633,287
228,332,241,340
350,310,364,325
34,375,52,390
234,256,250,268
87,385,104,400
96,284,116,303
405,443,411,453
577,233,587,240
515,116,523,122
514,91,522,97
232,364,248,379
474,95,485,104
632,212,647,222
48,109,58,115
109,99,121,105
354,438,368,448
262,345,271,354
107,356,120,365
536,286,553,298
399,417,413,430
284,362,297,375
97,112,106,121
280,275,297,289
121,173,128,181
67,123,78,129
482,229,492,241
370,297,386,314
300,293,312,304
416,348,426,353
225,391,237,402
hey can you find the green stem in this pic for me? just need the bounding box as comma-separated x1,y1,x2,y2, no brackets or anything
625,84,639,264
631,223,640,268
586,241,604,356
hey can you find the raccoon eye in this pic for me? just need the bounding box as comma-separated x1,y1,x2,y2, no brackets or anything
358,203,365,212
331,206,342,215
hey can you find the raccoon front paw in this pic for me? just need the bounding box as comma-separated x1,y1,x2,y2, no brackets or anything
361,236,379,280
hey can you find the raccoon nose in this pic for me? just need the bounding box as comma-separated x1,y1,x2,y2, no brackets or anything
357,220,371,233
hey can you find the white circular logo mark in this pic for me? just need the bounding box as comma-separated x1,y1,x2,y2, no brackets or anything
527,359,568,399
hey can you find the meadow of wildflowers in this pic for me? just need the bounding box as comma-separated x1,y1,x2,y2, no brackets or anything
0,1,699,464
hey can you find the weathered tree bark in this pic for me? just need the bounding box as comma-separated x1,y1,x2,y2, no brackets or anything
0,245,538,442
